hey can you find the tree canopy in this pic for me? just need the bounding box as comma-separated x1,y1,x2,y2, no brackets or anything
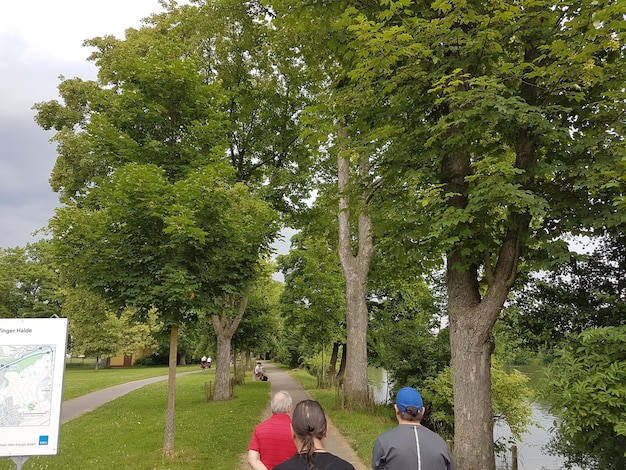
29,0,626,466
506,232,626,351
0,241,62,319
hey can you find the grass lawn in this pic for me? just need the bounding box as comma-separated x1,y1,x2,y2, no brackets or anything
0,371,270,470
0,363,395,469
63,364,199,400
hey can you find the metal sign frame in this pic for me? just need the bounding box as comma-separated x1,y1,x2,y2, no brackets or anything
0,318,68,462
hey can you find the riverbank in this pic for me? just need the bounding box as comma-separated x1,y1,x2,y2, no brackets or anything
366,364,579,470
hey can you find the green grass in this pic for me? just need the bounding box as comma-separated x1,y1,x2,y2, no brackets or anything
0,364,389,469
1,372,270,470
287,369,397,466
63,364,199,400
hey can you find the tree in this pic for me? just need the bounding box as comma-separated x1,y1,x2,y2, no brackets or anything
272,0,387,405
62,288,120,369
35,0,290,453
368,280,450,388
329,1,626,468
232,263,284,363
0,241,62,319
49,162,277,446
182,0,315,209
540,326,626,470
336,122,376,404
35,19,218,444
277,220,347,376
505,232,626,352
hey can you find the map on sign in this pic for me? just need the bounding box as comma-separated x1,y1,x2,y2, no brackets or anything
0,318,67,457
0,345,56,427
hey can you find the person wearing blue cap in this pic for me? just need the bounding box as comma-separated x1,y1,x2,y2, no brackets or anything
371,387,455,470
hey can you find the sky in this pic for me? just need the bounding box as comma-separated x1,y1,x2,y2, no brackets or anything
0,1,179,249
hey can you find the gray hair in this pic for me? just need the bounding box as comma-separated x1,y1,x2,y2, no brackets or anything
271,391,292,414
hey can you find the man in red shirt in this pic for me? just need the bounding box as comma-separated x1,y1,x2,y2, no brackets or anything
247,391,297,470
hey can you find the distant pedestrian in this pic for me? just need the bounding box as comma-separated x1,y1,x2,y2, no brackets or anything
274,399,355,470
200,355,207,370
248,391,298,470
371,387,455,470
254,362,268,381
207,356,212,369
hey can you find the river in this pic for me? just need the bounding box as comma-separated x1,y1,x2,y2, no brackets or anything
367,368,579,470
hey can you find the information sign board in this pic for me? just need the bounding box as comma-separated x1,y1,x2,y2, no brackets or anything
0,318,68,457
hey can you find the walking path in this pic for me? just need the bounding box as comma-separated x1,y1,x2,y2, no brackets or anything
244,362,368,470
61,370,201,423
61,365,368,470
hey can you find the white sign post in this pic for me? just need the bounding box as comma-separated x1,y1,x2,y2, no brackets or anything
0,318,68,469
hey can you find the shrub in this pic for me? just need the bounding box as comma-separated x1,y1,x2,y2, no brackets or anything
539,326,626,470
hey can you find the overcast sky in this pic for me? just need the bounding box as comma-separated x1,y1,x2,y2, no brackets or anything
0,1,176,249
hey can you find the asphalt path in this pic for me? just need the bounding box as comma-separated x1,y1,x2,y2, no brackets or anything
61,370,201,424
247,362,368,470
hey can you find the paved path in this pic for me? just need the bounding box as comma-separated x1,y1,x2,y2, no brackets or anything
61,365,368,470
61,370,200,423
245,363,369,470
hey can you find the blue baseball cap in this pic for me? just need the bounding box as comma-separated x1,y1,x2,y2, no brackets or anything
396,387,423,412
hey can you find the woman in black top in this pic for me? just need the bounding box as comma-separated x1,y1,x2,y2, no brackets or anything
274,399,355,470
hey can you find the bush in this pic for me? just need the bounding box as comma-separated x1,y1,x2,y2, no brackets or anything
420,361,533,447
539,326,626,470
133,352,168,366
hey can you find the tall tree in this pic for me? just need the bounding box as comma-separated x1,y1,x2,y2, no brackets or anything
172,0,312,397
336,122,376,403
273,0,385,404
34,0,306,452
339,1,626,468
35,14,228,452
48,162,277,446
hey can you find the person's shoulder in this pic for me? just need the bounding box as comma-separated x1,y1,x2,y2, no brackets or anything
321,452,356,469
272,412,291,420
421,424,447,439
273,455,301,470
376,424,404,439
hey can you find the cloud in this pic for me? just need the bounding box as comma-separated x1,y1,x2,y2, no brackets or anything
0,0,173,248
0,117,59,248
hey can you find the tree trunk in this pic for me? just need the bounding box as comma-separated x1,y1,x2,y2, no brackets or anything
211,294,248,401
329,341,339,377
441,125,528,469
450,311,495,470
179,353,186,366
336,343,347,380
245,350,251,371
342,270,369,404
163,324,178,456
447,257,494,470
447,236,520,470
337,122,374,406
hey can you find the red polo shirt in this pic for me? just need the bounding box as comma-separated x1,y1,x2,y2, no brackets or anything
248,413,297,469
